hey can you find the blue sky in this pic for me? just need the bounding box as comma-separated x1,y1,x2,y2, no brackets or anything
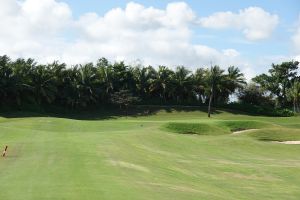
1,0,300,79
63,0,299,17
63,0,299,54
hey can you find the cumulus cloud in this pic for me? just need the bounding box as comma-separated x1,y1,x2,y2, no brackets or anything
0,0,276,80
198,7,279,41
21,0,72,33
60,1,246,72
0,0,71,59
292,15,300,59
70,2,200,65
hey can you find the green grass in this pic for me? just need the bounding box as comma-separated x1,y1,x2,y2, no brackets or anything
164,122,230,135
219,120,271,132
247,128,300,141
0,108,300,200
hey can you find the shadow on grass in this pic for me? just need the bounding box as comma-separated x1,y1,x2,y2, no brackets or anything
0,103,281,120
0,105,229,120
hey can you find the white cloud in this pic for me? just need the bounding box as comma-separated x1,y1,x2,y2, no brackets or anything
292,15,300,60
71,2,196,64
60,1,247,76
223,49,240,57
0,0,71,37
21,0,72,33
67,2,243,66
0,0,71,59
198,7,279,41
0,0,272,80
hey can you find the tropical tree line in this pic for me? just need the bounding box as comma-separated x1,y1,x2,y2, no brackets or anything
0,55,245,109
0,55,299,113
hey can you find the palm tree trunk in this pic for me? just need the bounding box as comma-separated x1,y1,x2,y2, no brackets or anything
294,99,296,113
208,86,213,118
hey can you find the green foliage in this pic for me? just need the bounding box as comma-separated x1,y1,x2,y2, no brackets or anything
0,55,246,110
275,108,295,117
110,90,140,108
253,61,299,108
238,83,274,106
287,81,300,113
223,103,294,117
1,55,299,117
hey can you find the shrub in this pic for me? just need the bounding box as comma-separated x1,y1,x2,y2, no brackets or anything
222,103,294,117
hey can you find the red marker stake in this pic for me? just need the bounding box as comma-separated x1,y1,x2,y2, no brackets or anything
2,146,8,157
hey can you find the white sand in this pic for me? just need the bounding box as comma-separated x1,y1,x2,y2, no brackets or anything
232,129,258,135
276,141,300,144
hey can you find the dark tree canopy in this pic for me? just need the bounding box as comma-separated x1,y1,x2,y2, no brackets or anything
111,90,140,109
253,61,299,107
238,83,273,106
0,55,246,110
1,55,299,114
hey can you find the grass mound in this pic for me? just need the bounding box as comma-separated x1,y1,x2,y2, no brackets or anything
247,128,300,141
164,122,229,135
219,120,269,132
165,120,270,135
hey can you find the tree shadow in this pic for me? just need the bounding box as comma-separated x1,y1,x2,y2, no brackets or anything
0,104,274,120
0,105,225,120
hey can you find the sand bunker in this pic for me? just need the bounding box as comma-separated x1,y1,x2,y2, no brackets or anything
232,129,258,135
276,141,300,144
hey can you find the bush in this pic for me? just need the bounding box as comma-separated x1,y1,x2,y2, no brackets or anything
274,108,294,117
222,103,294,117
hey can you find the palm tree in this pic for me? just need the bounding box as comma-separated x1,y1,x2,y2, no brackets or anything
61,67,80,108
193,68,206,103
112,61,133,91
149,66,174,103
30,64,57,105
206,66,226,118
287,81,300,113
173,66,192,103
77,63,99,107
133,66,156,100
0,55,14,104
226,66,246,92
97,60,114,103
11,58,36,106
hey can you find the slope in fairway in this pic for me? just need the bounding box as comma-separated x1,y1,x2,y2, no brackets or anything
0,109,300,200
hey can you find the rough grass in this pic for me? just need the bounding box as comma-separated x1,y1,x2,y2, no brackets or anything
164,122,230,135
247,128,300,141
0,109,300,200
219,120,270,132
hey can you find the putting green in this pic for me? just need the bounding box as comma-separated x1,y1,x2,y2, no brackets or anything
0,109,299,200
